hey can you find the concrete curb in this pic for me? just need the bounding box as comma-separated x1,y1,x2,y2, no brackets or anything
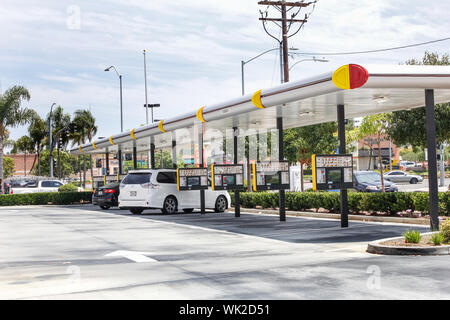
233,207,431,225
367,232,450,255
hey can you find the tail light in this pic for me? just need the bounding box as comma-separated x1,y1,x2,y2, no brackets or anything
93,189,96,195
105,189,116,194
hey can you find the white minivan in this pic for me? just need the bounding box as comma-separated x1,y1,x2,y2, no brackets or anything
118,169,231,215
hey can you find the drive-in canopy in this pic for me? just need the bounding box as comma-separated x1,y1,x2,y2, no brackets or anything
70,64,450,156
70,64,449,229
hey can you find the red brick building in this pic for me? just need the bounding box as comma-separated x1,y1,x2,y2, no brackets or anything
6,153,38,176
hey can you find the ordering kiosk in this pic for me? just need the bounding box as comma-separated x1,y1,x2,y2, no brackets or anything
177,168,209,191
251,161,290,191
312,154,353,190
211,164,245,191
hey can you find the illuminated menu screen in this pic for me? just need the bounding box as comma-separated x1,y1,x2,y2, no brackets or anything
252,161,290,191
211,164,244,191
177,168,208,191
313,154,353,190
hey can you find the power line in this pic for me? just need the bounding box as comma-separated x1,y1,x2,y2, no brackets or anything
293,36,450,56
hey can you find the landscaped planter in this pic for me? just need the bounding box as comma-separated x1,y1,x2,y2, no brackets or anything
367,232,450,255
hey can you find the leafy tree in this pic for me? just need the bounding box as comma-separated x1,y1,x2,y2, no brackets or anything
284,122,338,191
0,86,34,189
3,156,14,178
387,51,450,148
400,148,425,162
34,149,75,178
351,114,389,191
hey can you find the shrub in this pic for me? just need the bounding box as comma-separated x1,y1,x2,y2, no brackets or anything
431,232,444,246
403,230,422,244
226,191,449,216
440,219,450,243
58,183,79,192
0,192,92,206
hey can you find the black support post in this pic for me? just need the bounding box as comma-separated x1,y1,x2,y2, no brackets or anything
150,139,155,169
277,117,286,222
233,127,240,218
425,89,440,231
199,125,205,214
172,140,177,169
337,105,349,228
118,149,123,175
105,152,110,175
133,145,137,170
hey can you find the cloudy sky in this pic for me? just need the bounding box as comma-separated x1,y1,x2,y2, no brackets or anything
1,0,450,147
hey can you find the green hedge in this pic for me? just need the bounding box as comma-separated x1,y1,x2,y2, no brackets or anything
58,183,79,192
0,192,92,206
229,191,449,216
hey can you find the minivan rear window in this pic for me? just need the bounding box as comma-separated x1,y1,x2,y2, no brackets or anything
122,173,151,185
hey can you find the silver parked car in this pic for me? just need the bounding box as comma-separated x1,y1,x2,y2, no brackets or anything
383,170,424,184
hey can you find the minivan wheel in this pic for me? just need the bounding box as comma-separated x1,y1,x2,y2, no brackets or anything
214,195,227,213
410,178,418,184
100,205,110,210
162,196,178,214
130,208,143,215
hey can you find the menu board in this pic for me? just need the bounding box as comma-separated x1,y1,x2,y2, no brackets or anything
211,164,244,191
177,168,209,191
312,154,353,190
252,161,290,191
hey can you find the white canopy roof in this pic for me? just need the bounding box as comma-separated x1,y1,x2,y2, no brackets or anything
70,64,450,155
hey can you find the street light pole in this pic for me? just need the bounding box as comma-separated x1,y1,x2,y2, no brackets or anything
241,47,297,95
143,50,149,125
288,57,329,71
105,66,123,132
49,102,56,178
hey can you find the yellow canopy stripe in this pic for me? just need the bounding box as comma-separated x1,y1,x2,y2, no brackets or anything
251,90,265,109
158,120,166,133
196,106,207,122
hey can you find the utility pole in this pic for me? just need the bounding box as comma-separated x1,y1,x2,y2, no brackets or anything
258,0,317,83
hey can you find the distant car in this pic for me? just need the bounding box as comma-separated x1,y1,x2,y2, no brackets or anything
10,180,65,194
400,161,416,168
118,169,231,215
92,181,120,210
353,171,398,192
383,170,424,184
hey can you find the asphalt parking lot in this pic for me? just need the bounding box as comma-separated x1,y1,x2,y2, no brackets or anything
0,205,448,300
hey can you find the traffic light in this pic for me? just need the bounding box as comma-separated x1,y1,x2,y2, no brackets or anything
96,158,102,168
57,135,63,149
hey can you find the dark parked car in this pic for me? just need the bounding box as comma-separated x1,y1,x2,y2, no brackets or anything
92,182,120,209
353,171,398,192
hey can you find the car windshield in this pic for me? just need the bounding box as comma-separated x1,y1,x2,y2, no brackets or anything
121,173,151,185
355,172,381,184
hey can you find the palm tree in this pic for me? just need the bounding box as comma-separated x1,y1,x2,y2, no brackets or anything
69,115,85,187
73,109,97,188
13,135,34,176
46,106,70,179
28,113,46,176
0,86,33,189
